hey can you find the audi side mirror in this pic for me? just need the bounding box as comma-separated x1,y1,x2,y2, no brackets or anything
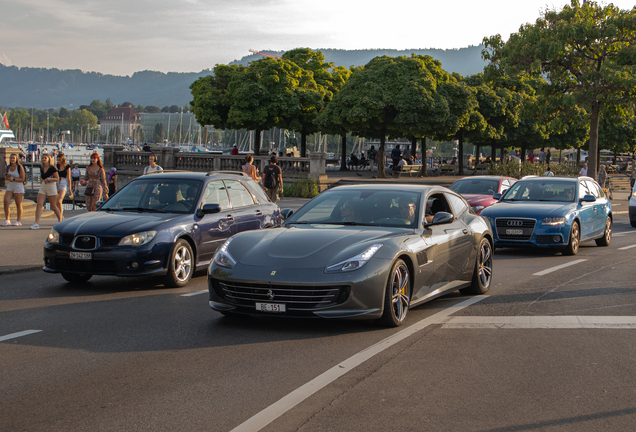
493,193,502,201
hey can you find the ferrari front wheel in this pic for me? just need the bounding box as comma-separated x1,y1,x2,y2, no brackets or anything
461,237,492,295
380,259,410,327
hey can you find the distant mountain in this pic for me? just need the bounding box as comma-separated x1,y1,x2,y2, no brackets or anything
0,46,487,109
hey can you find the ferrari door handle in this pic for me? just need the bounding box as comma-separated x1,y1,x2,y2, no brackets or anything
255,210,263,216
462,229,469,235
226,215,234,220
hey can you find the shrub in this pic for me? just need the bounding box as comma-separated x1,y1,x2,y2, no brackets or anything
282,177,320,198
488,161,579,178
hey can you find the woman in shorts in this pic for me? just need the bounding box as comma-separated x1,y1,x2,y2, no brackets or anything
3,153,26,226
32,154,62,229
84,153,109,212
56,153,73,221
71,163,81,194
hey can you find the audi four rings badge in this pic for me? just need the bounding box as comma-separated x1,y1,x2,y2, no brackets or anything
507,220,523,226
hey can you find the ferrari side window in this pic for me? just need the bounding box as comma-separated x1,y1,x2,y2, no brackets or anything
445,193,468,216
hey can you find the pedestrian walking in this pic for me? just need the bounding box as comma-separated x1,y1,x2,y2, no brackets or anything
262,154,283,203
242,155,261,184
84,153,109,212
579,163,588,177
391,144,401,170
71,163,81,194
538,148,546,163
143,154,163,175
3,153,25,226
55,153,73,221
31,154,62,229
597,165,607,188
367,146,376,171
108,167,118,196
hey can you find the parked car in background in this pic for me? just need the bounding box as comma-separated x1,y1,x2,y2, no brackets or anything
208,184,494,327
44,171,280,287
480,176,612,255
449,176,517,214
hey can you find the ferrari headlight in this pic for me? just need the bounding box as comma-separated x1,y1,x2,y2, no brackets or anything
47,228,59,244
213,237,237,268
325,244,383,273
472,205,485,213
542,217,566,226
118,230,157,246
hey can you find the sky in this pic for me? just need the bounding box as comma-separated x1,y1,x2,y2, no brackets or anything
1,0,635,76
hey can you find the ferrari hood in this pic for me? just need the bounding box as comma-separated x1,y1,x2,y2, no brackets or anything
229,225,402,268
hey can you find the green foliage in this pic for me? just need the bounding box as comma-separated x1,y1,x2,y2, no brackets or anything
488,161,579,178
282,177,320,198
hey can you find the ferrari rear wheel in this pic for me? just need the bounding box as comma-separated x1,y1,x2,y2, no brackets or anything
61,273,92,284
164,239,193,288
595,217,612,247
380,259,410,327
461,237,492,295
563,221,580,256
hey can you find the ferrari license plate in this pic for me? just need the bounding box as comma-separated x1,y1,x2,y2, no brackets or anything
70,252,92,260
505,229,524,235
255,303,286,313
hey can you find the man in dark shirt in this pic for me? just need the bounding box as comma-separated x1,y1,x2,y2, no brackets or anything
142,143,151,152
391,144,401,170
262,155,283,203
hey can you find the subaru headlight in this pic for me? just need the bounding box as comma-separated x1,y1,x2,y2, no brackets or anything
47,228,59,244
542,217,566,226
118,230,157,246
213,237,237,268
325,244,383,273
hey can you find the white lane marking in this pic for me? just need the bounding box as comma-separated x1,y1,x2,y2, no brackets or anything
230,296,488,432
612,231,636,236
0,330,42,342
613,211,628,214
443,316,636,329
618,244,636,251
532,259,588,276
180,290,208,297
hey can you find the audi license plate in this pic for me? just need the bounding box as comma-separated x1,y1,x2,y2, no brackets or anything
69,252,92,260
255,303,286,313
505,229,524,236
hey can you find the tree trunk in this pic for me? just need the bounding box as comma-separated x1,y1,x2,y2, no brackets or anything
339,134,348,171
254,130,263,155
474,144,480,171
500,144,505,163
419,137,428,177
491,142,496,162
410,136,417,163
378,134,387,178
458,131,464,176
577,147,581,166
588,100,601,181
301,130,307,157
520,143,527,162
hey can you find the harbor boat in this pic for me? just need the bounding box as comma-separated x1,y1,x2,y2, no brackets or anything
0,113,15,145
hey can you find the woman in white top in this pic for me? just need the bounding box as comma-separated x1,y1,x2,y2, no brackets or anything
242,154,261,183
3,154,26,226
32,154,62,229
71,163,81,194
143,154,163,175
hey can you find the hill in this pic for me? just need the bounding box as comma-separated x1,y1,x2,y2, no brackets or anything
0,46,487,109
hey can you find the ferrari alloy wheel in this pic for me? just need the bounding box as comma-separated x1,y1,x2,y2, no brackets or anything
563,221,580,256
595,217,612,247
461,237,492,295
164,239,193,288
380,259,410,327
61,273,92,284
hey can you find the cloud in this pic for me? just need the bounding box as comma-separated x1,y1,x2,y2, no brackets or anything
0,53,13,66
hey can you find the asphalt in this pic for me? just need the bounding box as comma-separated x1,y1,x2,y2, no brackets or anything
0,169,630,275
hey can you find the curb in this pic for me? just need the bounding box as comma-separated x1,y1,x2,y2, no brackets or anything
0,265,44,276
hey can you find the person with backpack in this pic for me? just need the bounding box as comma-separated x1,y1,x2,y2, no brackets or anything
262,154,283,203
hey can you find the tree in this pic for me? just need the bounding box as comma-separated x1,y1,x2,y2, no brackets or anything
145,105,161,113
483,0,636,179
153,123,164,143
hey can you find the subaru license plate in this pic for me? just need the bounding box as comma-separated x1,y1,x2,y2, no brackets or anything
255,303,286,313
505,229,524,235
70,252,92,260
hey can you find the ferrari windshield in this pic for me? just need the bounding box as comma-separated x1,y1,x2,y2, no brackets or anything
502,180,576,202
100,179,201,214
285,189,421,228
450,179,499,195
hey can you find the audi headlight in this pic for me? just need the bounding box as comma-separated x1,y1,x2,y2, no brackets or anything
213,237,237,268
118,230,157,246
47,228,59,244
542,217,566,226
325,244,383,273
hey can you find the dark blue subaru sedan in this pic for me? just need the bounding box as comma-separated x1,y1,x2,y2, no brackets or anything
43,171,281,286
480,176,612,255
